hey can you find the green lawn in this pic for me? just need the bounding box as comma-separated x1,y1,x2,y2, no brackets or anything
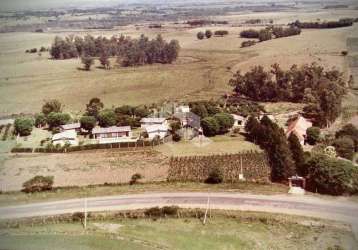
0,213,355,250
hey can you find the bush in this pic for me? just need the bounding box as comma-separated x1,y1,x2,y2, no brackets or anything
306,127,320,145
258,29,272,42
42,99,62,115
341,50,348,56
34,113,47,127
305,154,358,195
240,29,259,38
14,117,34,136
213,112,234,134
205,30,212,39
72,212,85,222
47,112,71,129
98,109,117,127
22,176,54,193
81,56,94,71
205,167,223,184
241,40,256,48
214,30,229,36
80,115,96,132
172,133,181,142
129,173,142,185
197,32,205,40
144,206,179,217
335,123,358,152
333,137,355,160
201,117,219,137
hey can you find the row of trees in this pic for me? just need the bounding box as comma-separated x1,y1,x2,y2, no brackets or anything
79,98,150,132
50,34,180,67
240,26,301,41
244,115,358,195
230,63,347,127
245,115,297,182
290,18,354,29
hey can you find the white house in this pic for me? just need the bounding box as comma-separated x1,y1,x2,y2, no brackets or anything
140,117,168,128
231,114,246,127
52,130,78,147
286,116,313,145
92,126,135,144
175,105,190,113
60,123,81,133
144,124,169,139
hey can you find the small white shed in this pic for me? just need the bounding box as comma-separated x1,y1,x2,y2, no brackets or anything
52,130,78,147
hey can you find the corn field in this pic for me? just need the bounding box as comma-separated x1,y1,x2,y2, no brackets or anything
168,151,270,183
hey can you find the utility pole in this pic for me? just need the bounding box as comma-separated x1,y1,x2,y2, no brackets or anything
203,194,210,225
84,198,87,230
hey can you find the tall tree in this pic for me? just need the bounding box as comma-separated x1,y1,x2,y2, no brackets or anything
288,133,305,176
86,98,104,118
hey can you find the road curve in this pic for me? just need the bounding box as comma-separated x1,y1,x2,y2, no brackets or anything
0,192,357,222
1,192,358,238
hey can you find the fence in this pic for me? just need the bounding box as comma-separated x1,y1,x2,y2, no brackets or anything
11,135,172,154
168,151,271,183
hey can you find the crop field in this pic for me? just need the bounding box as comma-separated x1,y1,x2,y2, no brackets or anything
0,212,355,250
0,150,169,191
1,9,358,116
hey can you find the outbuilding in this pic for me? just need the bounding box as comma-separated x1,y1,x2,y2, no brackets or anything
52,130,78,147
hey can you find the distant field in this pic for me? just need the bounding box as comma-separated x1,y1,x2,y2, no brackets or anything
0,212,355,250
1,9,357,116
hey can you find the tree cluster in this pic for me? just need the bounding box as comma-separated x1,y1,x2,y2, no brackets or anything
14,117,34,136
50,34,180,67
332,123,358,160
240,26,300,41
201,113,234,137
290,18,354,29
245,115,296,182
230,63,347,127
81,98,150,129
304,153,358,195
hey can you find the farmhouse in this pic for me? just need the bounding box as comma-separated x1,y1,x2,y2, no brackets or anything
92,126,134,144
140,117,168,128
173,111,201,140
175,105,190,113
52,130,78,147
286,116,313,145
0,119,14,126
144,124,169,139
231,114,246,127
60,123,81,133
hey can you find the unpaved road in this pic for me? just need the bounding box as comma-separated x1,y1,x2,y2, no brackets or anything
0,192,357,224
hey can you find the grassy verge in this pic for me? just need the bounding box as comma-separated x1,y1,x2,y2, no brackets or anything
0,182,288,207
0,210,354,250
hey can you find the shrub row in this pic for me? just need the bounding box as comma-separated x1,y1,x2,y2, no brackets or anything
2,124,11,141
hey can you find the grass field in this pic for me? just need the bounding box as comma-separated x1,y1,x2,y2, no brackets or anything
0,182,289,207
0,10,357,116
0,212,355,250
156,134,261,156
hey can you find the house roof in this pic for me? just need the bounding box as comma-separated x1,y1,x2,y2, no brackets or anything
173,112,201,129
144,124,169,133
286,116,312,141
140,117,166,123
0,119,14,126
52,130,77,141
92,126,131,134
60,123,80,130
